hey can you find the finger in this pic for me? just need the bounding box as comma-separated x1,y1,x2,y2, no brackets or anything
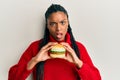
41,42,58,50
60,42,71,48
59,42,70,52
64,46,73,54
42,45,54,52
60,42,76,56
60,42,69,46
60,43,73,51
63,45,76,56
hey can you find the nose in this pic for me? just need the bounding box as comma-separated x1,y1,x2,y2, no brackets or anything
56,23,61,31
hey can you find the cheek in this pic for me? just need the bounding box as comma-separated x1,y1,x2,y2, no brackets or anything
47,27,55,34
64,26,68,32
47,26,52,31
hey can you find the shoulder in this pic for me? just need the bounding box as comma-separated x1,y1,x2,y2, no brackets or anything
75,41,89,59
28,39,43,48
30,39,43,45
76,41,86,48
24,39,43,56
75,41,88,52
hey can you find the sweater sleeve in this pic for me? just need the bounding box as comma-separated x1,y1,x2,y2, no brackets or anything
8,41,38,80
76,42,101,80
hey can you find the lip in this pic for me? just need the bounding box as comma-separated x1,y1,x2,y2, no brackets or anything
56,32,62,35
55,33,63,39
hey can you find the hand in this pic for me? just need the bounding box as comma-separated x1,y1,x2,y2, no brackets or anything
27,42,58,70
60,42,83,68
35,42,58,63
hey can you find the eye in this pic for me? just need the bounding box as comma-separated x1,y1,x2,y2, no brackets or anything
49,22,56,26
60,21,66,25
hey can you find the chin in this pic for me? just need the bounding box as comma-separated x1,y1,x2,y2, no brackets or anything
56,38,65,42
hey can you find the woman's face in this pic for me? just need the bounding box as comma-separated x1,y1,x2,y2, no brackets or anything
47,11,69,41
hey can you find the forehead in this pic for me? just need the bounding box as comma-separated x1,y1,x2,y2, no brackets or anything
47,11,68,22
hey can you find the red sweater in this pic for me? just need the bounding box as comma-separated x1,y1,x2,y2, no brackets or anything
8,33,101,80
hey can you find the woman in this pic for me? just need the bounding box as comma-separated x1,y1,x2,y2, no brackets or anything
8,4,101,80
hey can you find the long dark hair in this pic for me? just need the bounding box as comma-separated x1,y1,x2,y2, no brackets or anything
36,4,80,80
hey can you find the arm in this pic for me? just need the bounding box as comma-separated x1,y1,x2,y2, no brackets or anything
8,41,39,80
61,42,101,80
76,42,101,80
8,41,58,80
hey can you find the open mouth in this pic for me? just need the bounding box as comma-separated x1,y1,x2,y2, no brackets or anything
56,33,63,40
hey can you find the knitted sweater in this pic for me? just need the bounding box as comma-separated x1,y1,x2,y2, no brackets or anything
8,33,101,80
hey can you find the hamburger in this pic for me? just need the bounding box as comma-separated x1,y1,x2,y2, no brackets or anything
50,44,66,58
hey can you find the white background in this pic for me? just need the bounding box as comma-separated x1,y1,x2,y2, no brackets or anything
0,0,120,80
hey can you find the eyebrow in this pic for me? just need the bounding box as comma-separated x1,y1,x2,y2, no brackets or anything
49,19,68,23
62,19,68,21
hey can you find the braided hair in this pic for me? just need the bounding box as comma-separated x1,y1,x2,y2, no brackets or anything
36,4,80,80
